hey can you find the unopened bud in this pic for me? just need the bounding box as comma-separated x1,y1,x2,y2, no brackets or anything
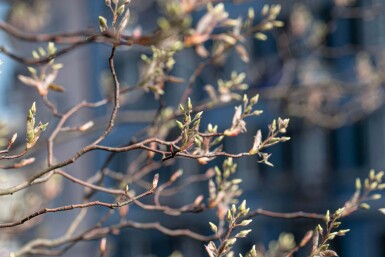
238,200,246,212
187,97,192,111
261,4,269,16
209,222,217,233
355,178,361,191
226,238,237,246
360,203,370,209
235,229,252,238
98,16,108,32
117,5,125,16
371,194,382,200
239,219,252,226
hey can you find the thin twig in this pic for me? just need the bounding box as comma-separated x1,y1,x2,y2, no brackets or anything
0,187,155,228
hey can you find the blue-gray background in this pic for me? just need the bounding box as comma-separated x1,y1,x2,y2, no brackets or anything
0,0,385,257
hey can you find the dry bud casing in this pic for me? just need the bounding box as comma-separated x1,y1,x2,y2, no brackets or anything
100,237,107,256
152,173,159,189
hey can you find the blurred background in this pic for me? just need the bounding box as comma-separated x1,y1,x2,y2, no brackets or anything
0,0,385,257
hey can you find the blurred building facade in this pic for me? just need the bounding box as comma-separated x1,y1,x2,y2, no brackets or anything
105,1,385,256
1,0,385,257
